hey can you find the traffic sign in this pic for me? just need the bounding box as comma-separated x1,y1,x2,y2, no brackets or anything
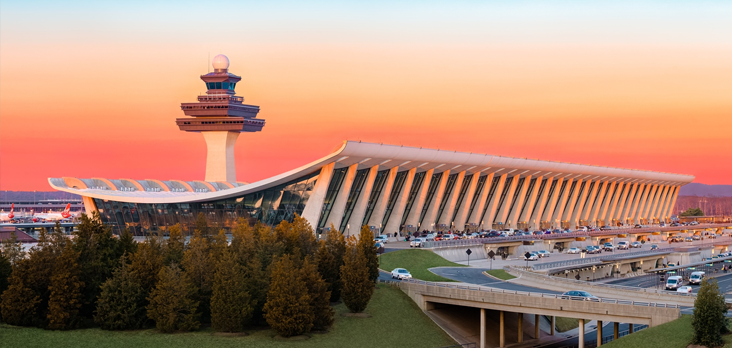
488,250,495,259
466,249,472,256
524,252,532,259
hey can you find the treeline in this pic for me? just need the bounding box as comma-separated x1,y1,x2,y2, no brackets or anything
675,196,732,216
0,213,378,337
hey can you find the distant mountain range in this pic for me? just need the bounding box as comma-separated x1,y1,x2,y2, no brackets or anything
679,183,732,197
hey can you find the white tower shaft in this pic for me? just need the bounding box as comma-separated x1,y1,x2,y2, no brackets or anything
203,131,240,182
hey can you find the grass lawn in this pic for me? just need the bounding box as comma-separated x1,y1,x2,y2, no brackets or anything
603,315,694,348
0,284,456,348
484,269,516,280
554,317,581,332
380,249,466,282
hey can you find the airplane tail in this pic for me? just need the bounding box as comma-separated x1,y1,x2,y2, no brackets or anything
63,203,71,214
61,203,71,218
8,203,14,219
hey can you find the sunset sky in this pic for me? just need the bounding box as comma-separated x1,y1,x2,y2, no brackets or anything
1,1,731,191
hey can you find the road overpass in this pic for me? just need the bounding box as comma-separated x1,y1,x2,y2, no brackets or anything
394,278,680,348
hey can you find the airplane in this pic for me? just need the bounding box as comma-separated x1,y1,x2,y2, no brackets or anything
0,203,16,222
33,203,75,222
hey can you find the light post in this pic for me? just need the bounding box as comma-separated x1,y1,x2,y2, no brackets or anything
378,223,382,238
347,223,350,237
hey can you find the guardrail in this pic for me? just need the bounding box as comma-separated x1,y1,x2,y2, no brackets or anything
384,277,683,308
530,248,675,270
505,266,695,298
421,223,731,249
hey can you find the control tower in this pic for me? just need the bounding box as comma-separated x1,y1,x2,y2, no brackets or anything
176,54,265,183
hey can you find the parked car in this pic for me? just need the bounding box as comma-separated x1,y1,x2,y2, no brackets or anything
684,237,693,242
501,228,516,236
708,234,717,239
634,224,643,228
617,241,629,250
525,252,539,261
630,241,642,248
410,238,424,248
586,246,601,254
560,290,600,302
443,234,456,240
374,235,389,244
567,247,581,254
469,233,480,239
689,271,706,285
650,244,659,250
391,268,412,280
676,286,693,294
692,235,701,240
665,275,683,290
603,242,614,251
537,250,551,258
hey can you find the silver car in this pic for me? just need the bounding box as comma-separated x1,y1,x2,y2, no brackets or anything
391,268,412,280
410,238,424,248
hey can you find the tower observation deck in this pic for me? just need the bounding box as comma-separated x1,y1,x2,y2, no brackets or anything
176,54,265,182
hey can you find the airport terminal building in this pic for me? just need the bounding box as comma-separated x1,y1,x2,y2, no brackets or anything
49,55,694,235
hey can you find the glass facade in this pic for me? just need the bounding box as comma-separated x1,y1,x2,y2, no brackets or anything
206,82,236,91
479,176,501,224
465,175,487,223
492,177,513,222
529,179,548,219
94,171,319,235
517,178,538,220
505,177,526,220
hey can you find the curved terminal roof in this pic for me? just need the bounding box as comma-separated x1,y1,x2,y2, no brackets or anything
49,141,695,204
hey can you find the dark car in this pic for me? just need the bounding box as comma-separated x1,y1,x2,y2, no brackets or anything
561,290,600,302
634,224,642,228
650,244,659,250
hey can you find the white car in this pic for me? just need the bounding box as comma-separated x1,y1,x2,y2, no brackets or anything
536,250,551,258
617,241,629,250
525,252,539,261
374,235,389,244
567,247,581,254
676,286,693,294
410,238,424,248
391,268,412,280
442,234,456,240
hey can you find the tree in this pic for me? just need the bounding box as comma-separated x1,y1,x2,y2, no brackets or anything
72,212,121,318
300,256,334,330
118,229,138,259
95,256,148,330
147,263,200,333
0,251,11,304
316,227,346,302
263,255,313,337
692,278,727,347
129,237,164,296
680,207,704,217
357,225,379,283
194,212,209,238
1,231,25,265
210,249,253,332
47,243,84,330
340,236,374,313
164,224,185,266
181,232,213,322
274,214,318,260
0,258,40,326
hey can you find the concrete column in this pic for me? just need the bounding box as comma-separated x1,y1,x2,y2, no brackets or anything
300,163,336,228
664,188,680,221
570,179,593,229
500,310,505,348
627,183,646,224
611,182,632,223
541,177,565,228
535,314,540,339
596,181,617,224
346,165,380,232
367,166,400,229
517,313,523,343
551,316,555,335
651,185,669,222
480,308,486,348
324,163,359,230
507,175,532,229
644,184,663,222
635,184,656,223
468,172,495,226
384,168,417,234
531,177,555,229
586,180,608,223
453,172,481,230
614,322,619,340
579,319,585,348
438,170,466,228
602,181,623,224
495,175,520,227
421,169,451,229
562,178,584,226
519,176,544,226
552,178,575,228
597,320,603,346
632,183,652,224
661,186,679,221
629,323,633,333
482,173,507,229
202,131,239,182
403,169,434,228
